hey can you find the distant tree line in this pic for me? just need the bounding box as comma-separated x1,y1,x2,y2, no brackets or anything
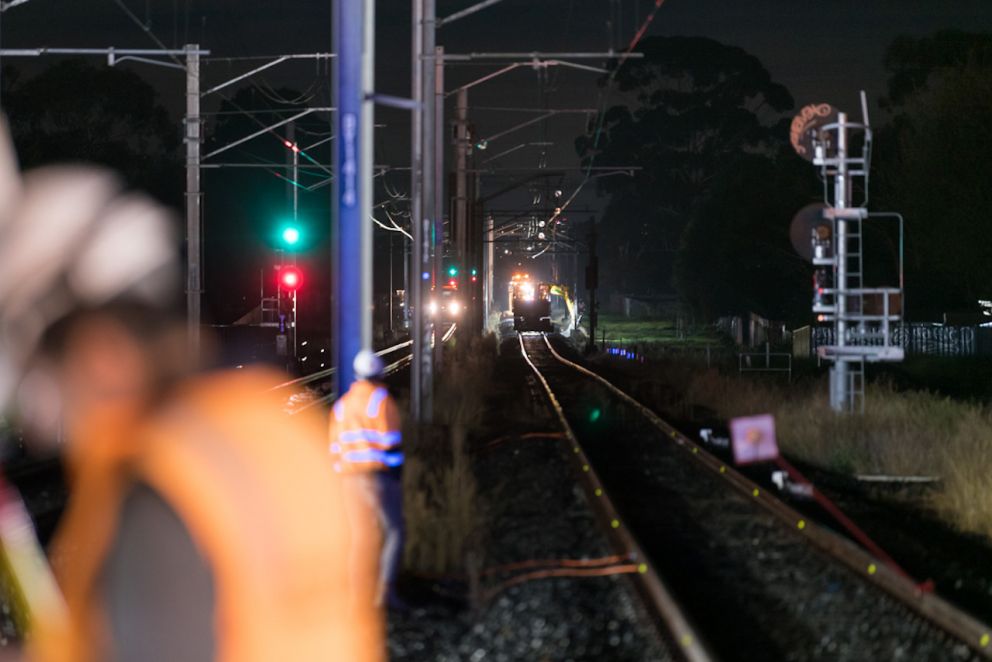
577,31,992,325
2,60,181,206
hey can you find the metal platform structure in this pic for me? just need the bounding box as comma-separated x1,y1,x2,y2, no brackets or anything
792,95,905,412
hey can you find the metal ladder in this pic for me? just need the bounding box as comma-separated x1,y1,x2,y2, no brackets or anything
843,217,866,412
847,358,866,413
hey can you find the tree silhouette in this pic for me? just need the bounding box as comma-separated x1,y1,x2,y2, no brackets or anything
875,31,992,318
576,36,794,297
4,60,180,205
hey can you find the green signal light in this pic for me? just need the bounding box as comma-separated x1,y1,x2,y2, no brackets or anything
448,266,458,277
589,408,602,422
281,226,301,246
470,268,478,276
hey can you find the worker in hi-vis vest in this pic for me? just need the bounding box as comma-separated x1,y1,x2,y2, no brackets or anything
329,350,406,609
0,119,382,662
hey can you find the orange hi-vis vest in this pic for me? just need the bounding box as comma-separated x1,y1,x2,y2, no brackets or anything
31,368,382,662
329,380,403,473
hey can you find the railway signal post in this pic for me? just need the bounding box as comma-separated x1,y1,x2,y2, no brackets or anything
790,96,905,413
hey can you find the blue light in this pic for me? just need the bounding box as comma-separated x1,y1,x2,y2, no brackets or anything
422,271,430,280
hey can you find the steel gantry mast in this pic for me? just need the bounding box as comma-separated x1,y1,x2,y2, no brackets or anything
409,1,643,417
333,0,375,394
792,94,905,413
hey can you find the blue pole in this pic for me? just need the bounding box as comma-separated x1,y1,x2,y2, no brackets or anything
333,0,364,394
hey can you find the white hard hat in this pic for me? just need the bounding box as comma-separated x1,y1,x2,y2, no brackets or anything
0,117,178,411
353,349,384,380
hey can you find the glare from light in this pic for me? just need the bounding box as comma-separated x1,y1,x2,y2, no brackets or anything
449,301,461,315
428,300,438,315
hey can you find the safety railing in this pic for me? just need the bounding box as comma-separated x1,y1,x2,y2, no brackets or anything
738,345,792,381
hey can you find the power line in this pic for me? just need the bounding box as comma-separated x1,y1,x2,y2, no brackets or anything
543,0,669,230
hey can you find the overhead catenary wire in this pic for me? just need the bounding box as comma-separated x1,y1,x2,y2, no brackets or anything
539,0,669,231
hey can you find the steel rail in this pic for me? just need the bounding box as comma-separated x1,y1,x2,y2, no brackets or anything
282,324,455,416
269,339,414,392
535,333,992,659
518,334,714,662
287,351,412,417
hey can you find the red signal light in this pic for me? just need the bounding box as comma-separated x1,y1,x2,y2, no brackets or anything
470,275,478,283
278,266,303,291
448,278,458,289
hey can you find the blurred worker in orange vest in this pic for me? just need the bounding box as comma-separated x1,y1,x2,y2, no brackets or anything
329,350,406,609
0,120,382,661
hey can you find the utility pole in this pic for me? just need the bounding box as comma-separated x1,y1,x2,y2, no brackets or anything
586,223,598,353
422,0,440,380
286,122,300,361
388,232,394,336
483,214,494,330
831,111,850,410
433,43,445,368
410,0,432,421
185,44,202,358
332,0,374,394
361,0,375,352
454,86,469,320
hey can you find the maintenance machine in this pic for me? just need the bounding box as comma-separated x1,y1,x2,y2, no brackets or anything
509,273,553,332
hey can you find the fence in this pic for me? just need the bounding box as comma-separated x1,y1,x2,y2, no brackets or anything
793,324,985,358
738,346,792,380
602,340,731,367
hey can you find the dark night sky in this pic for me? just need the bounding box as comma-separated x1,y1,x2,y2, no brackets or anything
3,1,992,323
8,1,992,170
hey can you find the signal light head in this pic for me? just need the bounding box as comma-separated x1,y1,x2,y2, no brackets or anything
281,226,301,247
278,265,303,291
447,266,458,277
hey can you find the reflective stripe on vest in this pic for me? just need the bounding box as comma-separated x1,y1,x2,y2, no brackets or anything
341,449,404,468
365,388,389,418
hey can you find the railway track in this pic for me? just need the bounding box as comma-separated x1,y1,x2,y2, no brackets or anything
520,332,992,661
272,323,456,415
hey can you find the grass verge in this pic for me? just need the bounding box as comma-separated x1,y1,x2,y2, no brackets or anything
402,335,496,576
582,314,720,347
621,356,992,541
